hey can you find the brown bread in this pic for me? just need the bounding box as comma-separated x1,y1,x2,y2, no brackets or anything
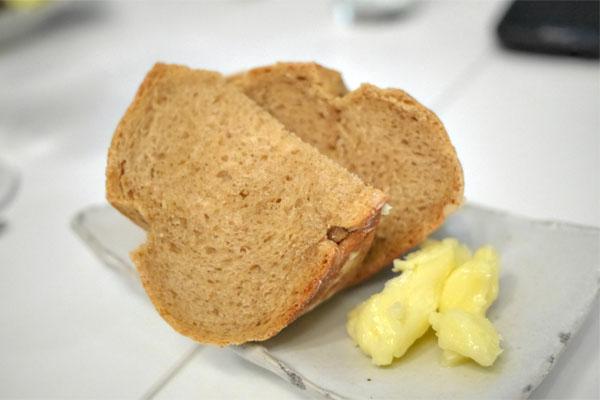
229,62,464,282
106,63,387,345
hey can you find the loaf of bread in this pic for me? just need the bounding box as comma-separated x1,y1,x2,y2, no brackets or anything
229,62,464,282
106,63,387,345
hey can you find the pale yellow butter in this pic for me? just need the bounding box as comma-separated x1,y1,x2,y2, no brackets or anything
346,239,468,366
431,246,502,366
347,239,503,367
430,310,502,367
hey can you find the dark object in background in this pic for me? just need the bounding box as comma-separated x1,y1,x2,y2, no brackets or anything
497,0,599,59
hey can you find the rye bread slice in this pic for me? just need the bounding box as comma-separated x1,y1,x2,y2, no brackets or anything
229,62,464,283
106,63,387,345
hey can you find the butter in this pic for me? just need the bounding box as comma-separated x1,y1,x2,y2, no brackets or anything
431,246,502,366
438,246,499,314
346,239,468,366
347,239,502,367
430,310,502,367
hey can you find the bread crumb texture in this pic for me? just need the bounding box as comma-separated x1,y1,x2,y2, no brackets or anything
106,63,386,345
229,62,464,282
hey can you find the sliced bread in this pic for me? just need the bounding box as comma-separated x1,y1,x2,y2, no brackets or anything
106,63,387,345
229,62,464,282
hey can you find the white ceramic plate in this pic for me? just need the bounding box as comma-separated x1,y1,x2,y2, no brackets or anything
72,204,599,399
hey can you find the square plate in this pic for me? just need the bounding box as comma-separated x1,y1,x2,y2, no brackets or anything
72,204,599,399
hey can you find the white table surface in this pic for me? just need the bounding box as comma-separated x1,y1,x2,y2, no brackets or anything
0,1,598,399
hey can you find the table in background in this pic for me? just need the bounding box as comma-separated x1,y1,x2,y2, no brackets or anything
1,1,598,398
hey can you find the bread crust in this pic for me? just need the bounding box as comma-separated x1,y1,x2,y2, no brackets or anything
300,210,382,314
339,83,464,282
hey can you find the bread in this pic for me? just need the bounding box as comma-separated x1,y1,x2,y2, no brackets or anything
106,63,387,346
229,62,464,282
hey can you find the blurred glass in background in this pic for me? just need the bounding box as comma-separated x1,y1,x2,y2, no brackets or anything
333,0,417,24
